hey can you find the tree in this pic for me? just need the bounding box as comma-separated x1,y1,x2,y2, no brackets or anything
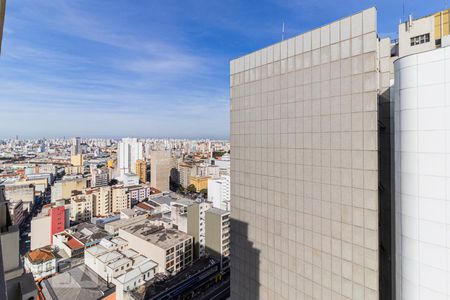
187,184,197,194
199,188,208,198
177,186,186,195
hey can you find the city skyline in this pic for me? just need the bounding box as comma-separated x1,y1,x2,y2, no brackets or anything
0,0,445,138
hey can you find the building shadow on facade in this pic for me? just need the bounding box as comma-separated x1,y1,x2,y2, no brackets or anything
230,218,260,300
378,88,395,300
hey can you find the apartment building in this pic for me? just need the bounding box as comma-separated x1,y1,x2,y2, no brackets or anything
205,208,230,269
127,184,151,205
136,159,148,183
31,205,66,250
117,138,144,175
86,186,112,217
90,167,109,187
178,163,194,189
150,151,171,192
230,7,392,300
208,175,230,211
112,185,130,213
118,218,193,274
187,200,212,259
70,194,93,222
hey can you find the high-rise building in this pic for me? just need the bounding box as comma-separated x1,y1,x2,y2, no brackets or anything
90,167,109,187
71,136,81,156
187,201,211,259
111,185,130,213
150,151,171,192
230,7,394,299
117,138,143,175
208,175,230,211
394,42,450,299
136,159,147,183
205,207,230,269
86,186,112,217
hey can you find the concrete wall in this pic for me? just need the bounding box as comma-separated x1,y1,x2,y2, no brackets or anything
205,211,222,259
31,216,51,250
187,203,200,259
230,7,381,299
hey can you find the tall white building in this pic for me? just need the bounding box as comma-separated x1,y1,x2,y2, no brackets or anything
394,45,450,299
117,138,143,175
208,175,230,211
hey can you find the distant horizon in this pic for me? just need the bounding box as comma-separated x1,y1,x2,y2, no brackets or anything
1,1,445,137
0,135,230,141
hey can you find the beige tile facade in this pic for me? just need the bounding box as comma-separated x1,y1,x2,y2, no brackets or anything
230,8,382,300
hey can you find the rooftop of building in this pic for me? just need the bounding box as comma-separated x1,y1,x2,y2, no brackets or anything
41,264,114,300
148,193,180,207
173,198,194,207
135,202,154,211
120,219,192,250
206,207,229,216
26,246,55,264
66,223,111,245
105,214,148,233
115,258,157,285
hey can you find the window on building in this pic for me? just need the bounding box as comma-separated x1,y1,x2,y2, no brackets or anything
410,33,430,46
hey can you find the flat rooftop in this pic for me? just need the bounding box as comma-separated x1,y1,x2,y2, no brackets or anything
120,219,192,250
207,207,229,216
41,264,114,300
67,223,111,245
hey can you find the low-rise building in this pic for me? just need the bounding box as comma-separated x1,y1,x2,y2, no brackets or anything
24,246,57,281
52,232,84,258
118,218,193,274
85,238,158,300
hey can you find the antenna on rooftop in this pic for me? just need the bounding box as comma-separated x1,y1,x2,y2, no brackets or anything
282,21,285,41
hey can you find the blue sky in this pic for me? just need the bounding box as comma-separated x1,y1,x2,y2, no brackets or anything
0,0,446,139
